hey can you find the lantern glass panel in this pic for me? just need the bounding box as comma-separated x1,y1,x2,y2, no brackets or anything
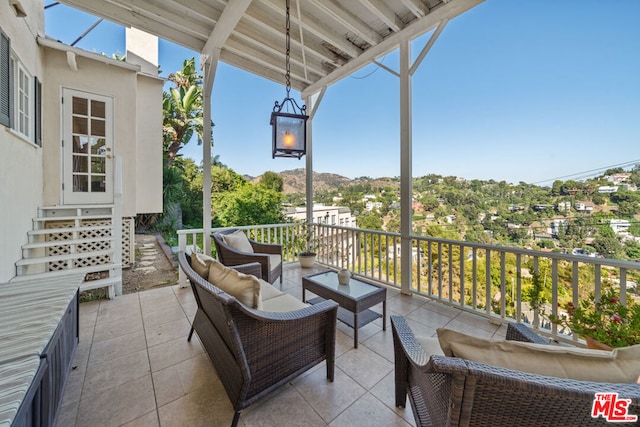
275,115,305,152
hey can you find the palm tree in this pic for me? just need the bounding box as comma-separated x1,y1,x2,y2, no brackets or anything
163,58,212,166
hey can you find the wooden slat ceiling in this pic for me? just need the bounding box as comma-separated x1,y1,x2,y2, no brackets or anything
59,0,483,96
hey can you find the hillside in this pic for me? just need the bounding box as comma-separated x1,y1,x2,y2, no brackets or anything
252,168,400,194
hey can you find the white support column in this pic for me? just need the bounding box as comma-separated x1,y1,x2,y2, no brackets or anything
202,50,219,256
304,88,326,224
399,38,413,295
113,156,123,296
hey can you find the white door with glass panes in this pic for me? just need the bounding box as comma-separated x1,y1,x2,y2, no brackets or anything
62,89,113,204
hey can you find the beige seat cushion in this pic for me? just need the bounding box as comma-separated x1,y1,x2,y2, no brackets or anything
437,328,640,383
259,280,284,302
416,336,445,358
222,230,254,253
207,259,261,309
261,294,308,312
191,252,217,279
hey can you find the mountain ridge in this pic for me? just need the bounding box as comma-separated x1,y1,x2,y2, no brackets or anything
250,168,400,194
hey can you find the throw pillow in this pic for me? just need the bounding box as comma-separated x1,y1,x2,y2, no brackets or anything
207,259,261,309
437,328,640,384
191,252,216,279
222,230,254,253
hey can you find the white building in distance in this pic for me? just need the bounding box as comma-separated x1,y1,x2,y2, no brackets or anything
285,204,357,228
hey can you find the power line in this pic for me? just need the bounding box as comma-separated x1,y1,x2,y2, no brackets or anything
531,159,640,185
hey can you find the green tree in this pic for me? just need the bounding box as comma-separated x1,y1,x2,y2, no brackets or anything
213,184,285,226
357,213,383,230
163,58,211,166
592,236,622,258
624,240,640,260
260,171,284,192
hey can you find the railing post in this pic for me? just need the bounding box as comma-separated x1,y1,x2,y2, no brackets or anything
399,37,413,296
178,232,187,288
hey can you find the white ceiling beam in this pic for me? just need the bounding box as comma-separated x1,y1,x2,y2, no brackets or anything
220,50,308,92
260,0,362,59
106,0,212,40
302,0,484,97
60,0,206,50
240,13,342,66
359,0,403,32
163,0,222,23
231,31,327,77
202,0,253,61
398,0,427,18
224,37,315,85
310,0,382,46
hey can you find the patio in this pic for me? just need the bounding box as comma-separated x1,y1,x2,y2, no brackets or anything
55,261,507,427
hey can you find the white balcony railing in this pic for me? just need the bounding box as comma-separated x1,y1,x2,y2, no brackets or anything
178,223,640,346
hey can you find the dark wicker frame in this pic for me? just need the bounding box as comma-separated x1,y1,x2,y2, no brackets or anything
391,316,640,427
213,228,283,284
178,251,338,426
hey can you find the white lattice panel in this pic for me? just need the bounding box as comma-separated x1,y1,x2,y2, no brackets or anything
45,221,74,271
122,217,134,267
45,219,113,271
41,216,133,270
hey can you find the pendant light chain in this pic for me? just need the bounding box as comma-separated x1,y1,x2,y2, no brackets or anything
270,0,308,160
285,0,291,98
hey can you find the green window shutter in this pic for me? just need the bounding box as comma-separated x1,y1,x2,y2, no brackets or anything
0,29,10,127
34,76,41,146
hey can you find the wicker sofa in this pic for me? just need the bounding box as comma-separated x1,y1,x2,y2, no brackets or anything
391,315,640,427
177,251,338,427
213,228,283,284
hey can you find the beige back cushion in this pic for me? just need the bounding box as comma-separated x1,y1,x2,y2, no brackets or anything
191,253,217,279
222,230,254,253
207,258,262,309
437,328,640,383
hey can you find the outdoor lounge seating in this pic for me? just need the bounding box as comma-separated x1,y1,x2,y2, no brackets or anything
391,316,640,426
213,228,283,284
177,251,338,427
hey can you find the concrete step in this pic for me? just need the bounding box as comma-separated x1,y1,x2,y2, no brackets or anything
33,215,113,223
38,205,114,218
10,263,122,282
27,225,112,237
22,236,115,252
81,276,121,299
16,249,114,267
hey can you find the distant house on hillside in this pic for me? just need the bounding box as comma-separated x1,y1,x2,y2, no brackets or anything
610,219,630,235
549,219,568,236
557,201,572,212
285,204,357,228
574,202,594,213
598,186,619,193
412,198,424,211
365,201,383,212
607,173,631,185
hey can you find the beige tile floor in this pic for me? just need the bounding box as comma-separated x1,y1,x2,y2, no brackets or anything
56,263,508,427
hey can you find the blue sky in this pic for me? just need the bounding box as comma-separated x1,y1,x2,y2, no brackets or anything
45,0,640,185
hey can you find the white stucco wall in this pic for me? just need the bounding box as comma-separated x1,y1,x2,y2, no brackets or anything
135,74,163,214
41,47,141,217
0,1,45,282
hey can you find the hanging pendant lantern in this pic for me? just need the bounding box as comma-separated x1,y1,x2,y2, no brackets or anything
271,0,308,159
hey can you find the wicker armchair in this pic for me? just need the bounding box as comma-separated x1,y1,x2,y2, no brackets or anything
213,228,283,284
391,316,640,427
178,251,338,427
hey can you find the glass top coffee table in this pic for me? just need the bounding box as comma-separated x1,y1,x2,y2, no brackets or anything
302,270,386,348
